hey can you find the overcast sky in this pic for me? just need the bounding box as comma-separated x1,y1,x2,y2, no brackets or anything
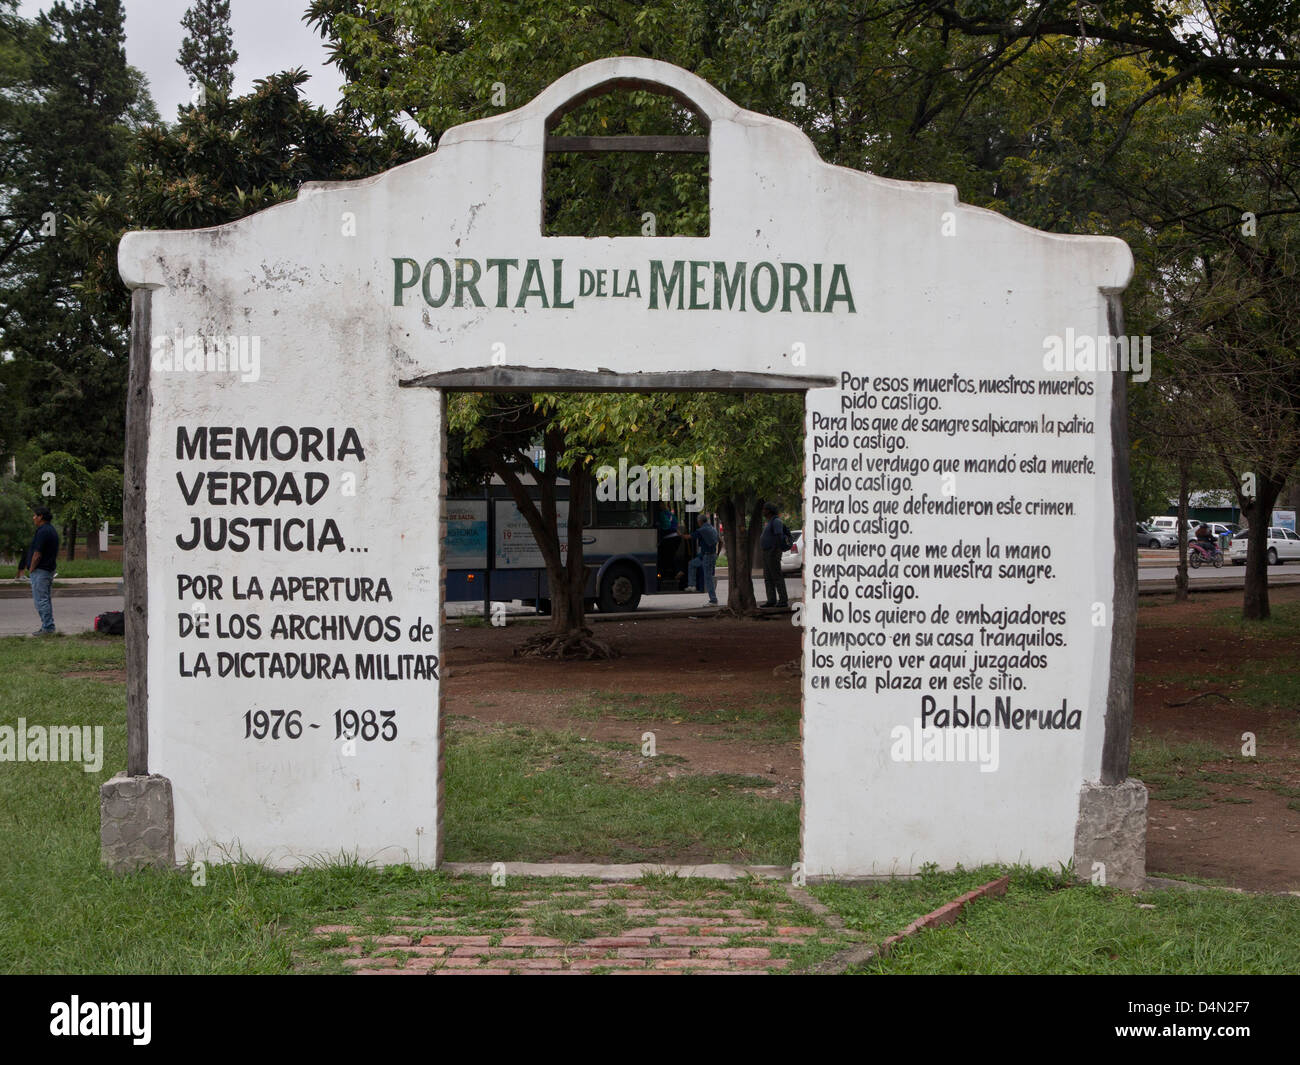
17,0,343,117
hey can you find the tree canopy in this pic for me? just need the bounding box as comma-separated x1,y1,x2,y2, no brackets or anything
179,0,238,97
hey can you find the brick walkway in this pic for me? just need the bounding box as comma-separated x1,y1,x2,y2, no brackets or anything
303,879,852,974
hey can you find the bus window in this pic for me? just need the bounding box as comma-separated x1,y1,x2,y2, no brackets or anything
595,497,651,528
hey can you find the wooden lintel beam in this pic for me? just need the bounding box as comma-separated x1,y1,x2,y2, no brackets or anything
545,135,708,154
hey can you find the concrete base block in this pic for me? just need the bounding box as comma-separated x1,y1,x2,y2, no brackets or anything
1073,778,1148,891
100,773,175,873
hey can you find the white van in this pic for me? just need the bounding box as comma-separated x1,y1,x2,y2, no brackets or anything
1148,516,1178,532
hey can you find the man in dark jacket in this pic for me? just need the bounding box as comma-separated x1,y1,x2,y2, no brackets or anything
691,513,720,605
17,506,58,635
759,502,789,608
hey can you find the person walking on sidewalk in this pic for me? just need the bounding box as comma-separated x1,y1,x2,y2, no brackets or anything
17,506,58,635
759,502,790,608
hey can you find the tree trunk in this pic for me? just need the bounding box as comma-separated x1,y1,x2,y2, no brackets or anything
1175,456,1189,602
745,497,765,595
476,442,614,658
555,461,590,633
1241,476,1284,620
86,524,101,560
65,519,77,562
749,523,764,572
719,495,759,614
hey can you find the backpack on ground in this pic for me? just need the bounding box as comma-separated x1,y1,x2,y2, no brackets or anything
95,611,125,635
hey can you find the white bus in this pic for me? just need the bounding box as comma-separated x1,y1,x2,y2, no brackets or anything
445,479,703,613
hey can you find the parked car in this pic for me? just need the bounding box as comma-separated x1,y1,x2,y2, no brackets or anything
1137,523,1177,549
1227,527,1300,565
781,529,804,574
1147,516,1179,533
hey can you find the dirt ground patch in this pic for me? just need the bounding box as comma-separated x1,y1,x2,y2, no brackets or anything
61,669,127,683
1134,587,1300,892
445,593,1300,892
444,615,803,798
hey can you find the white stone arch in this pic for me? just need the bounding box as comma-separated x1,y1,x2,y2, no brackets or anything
107,58,1142,885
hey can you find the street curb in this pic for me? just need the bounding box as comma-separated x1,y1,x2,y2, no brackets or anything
808,875,1012,974
1138,575,1300,596
0,582,123,599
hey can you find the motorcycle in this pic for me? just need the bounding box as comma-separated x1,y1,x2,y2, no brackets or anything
1188,540,1224,568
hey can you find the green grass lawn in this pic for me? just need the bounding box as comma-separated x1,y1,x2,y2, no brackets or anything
2,558,122,579
444,725,798,863
565,690,801,743
1209,597,1300,634
1126,733,1300,811
818,866,1300,974
51,558,123,578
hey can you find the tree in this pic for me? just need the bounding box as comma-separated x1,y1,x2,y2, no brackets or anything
1194,246,1300,620
882,1,1300,133
0,0,43,278
1136,385,1228,602
83,464,122,558
448,392,623,658
178,0,238,98
1101,103,1300,620
0,474,33,563
19,453,122,561
0,0,151,472
305,0,729,138
619,392,805,615
22,451,82,559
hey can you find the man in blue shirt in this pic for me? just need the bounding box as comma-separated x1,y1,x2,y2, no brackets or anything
691,513,720,605
759,502,790,608
17,507,58,635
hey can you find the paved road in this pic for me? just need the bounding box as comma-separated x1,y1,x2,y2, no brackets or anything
448,576,806,620
1139,563,1300,583
0,594,124,637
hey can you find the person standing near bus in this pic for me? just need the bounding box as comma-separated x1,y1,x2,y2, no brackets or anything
692,513,720,605
759,502,790,608
655,504,686,587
